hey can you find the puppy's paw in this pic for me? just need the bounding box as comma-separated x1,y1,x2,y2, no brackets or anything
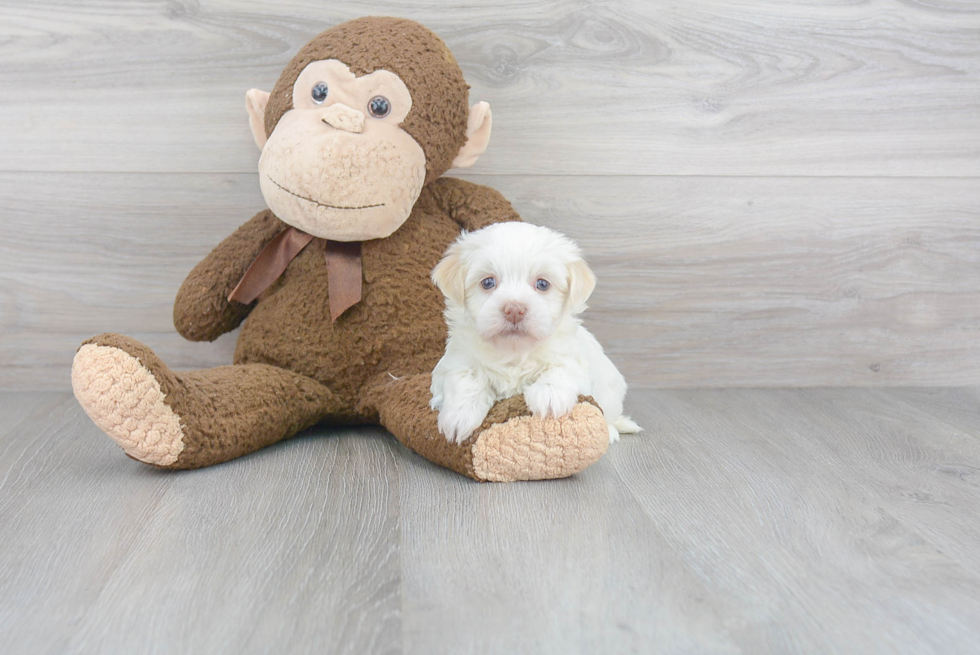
437,404,488,444
524,381,578,419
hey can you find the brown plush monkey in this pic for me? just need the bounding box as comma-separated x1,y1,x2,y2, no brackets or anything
71,17,608,482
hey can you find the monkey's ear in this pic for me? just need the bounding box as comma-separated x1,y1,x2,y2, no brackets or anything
567,258,597,312
431,245,467,305
246,89,271,150
451,102,492,169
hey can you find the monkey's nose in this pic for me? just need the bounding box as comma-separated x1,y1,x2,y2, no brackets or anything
320,103,365,134
502,302,527,324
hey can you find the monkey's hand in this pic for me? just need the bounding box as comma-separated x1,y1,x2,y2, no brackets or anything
173,209,286,342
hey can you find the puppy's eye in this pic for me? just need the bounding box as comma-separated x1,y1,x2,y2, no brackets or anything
535,279,551,292
311,82,329,104
481,277,496,290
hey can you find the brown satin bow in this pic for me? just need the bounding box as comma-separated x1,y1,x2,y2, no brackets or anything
227,226,362,322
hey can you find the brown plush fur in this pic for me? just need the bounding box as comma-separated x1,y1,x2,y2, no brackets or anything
93,175,532,476
81,332,341,467
178,178,519,407
264,17,469,186
73,18,610,480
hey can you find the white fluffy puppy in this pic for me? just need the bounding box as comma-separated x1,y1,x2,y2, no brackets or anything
429,222,640,445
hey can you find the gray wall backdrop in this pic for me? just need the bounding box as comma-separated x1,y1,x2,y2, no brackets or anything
1,0,978,390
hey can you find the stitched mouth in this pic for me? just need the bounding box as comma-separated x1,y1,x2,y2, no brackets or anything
268,176,385,210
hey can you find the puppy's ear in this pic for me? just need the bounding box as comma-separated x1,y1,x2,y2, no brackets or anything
567,258,597,311
431,244,467,305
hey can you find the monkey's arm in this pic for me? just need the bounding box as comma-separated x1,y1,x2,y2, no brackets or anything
428,177,522,231
173,209,286,342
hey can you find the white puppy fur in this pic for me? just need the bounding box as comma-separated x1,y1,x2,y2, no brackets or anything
429,222,641,445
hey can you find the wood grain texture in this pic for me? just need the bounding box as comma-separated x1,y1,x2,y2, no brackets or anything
397,455,740,654
2,172,978,389
2,388,980,653
0,0,977,176
616,388,980,653
883,386,980,440
763,387,980,575
1,1,978,387
0,394,402,654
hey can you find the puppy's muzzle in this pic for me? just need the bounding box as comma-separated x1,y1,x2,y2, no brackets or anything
502,302,527,325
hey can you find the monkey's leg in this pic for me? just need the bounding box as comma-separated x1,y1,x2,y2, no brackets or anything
366,373,609,482
72,333,341,469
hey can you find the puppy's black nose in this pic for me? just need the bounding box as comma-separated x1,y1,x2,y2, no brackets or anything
503,302,526,324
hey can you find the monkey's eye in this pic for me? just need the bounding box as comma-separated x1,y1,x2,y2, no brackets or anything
368,95,391,118
481,277,496,291
311,82,329,104
535,279,551,292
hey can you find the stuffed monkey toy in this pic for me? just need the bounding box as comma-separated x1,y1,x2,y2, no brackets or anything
71,17,609,482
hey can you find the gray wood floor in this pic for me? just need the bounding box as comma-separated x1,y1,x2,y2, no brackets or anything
2,388,979,654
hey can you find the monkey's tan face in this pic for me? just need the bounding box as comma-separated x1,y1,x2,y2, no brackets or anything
257,60,426,241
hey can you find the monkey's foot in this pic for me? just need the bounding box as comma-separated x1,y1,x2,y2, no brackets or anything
374,373,609,482
72,334,185,466
73,334,342,470
467,399,609,482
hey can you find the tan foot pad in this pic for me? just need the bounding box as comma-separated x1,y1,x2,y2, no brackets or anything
471,402,609,482
72,344,185,466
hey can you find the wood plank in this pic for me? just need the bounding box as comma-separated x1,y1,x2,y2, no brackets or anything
2,172,978,389
614,388,980,653
761,387,980,575
3,388,980,651
0,1,977,176
0,396,402,653
880,387,980,441
0,392,69,440
396,452,740,654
